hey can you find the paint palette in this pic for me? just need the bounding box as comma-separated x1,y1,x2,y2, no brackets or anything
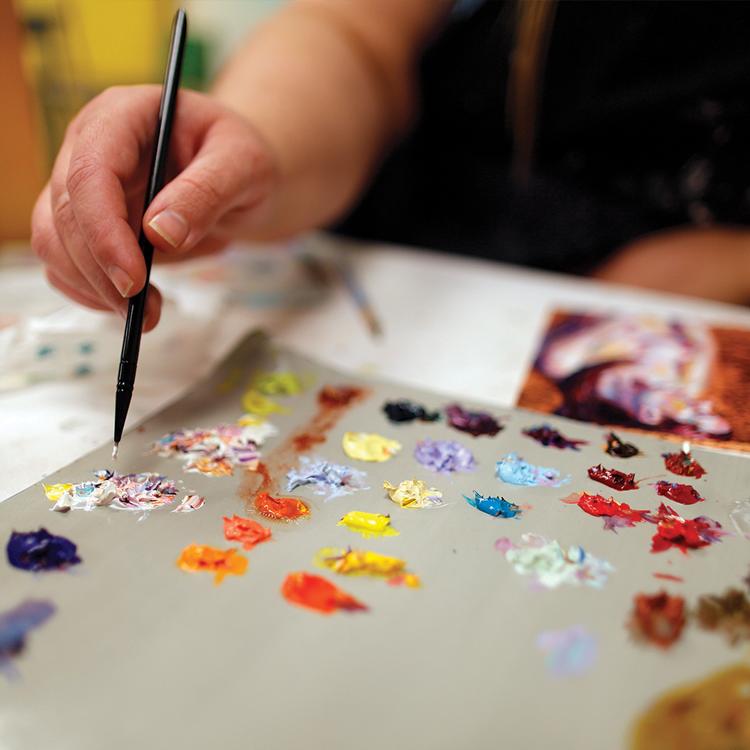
2,332,749,750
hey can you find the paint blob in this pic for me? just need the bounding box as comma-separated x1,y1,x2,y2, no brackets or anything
383,479,443,508
382,399,440,424
654,480,705,505
176,544,248,584
281,572,368,614
647,503,726,554
653,573,684,583
628,591,686,648
286,456,368,500
337,511,399,538
604,432,641,458
254,491,309,521
314,547,419,586
695,588,750,645
172,494,205,513
43,470,202,516
223,515,272,550
342,432,401,462
464,491,521,518
414,439,476,474
663,450,706,478
523,424,587,450
0,600,55,675
6,529,81,571
154,422,277,476
251,371,308,396
318,385,364,407
562,491,648,532
495,453,570,487
630,663,750,750
587,464,639,491
444,403,502,437
536,626,597,677
495,533,613,589
241,389,288,417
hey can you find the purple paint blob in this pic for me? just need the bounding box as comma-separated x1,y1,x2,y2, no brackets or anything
7,528,81,571
414,439,476,474
523,424,587,450
536,625,597,677
0,600,56,676
445,404,502,437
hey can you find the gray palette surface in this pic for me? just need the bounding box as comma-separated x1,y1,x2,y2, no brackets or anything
1,332,749,750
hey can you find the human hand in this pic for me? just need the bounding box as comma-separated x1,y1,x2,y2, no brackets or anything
31,85,278,330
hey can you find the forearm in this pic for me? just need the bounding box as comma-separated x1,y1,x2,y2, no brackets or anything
212,0,444,240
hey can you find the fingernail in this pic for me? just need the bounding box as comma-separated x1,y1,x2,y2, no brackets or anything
108,265,134,297
148,209,189,248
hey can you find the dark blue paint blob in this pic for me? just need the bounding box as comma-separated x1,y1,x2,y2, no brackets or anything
464,491,522,519
0,600,55,658
383,399,440,424
7,528,81,572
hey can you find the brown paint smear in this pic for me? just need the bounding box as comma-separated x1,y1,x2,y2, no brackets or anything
630,663,750,750
240,385,369,517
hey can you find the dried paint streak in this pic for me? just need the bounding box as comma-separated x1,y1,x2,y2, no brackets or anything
6,529,81,571
153,422,276,476
254,492,309,521
604,432,641,458
495,533,613,589
342,432,402,462
464,491,522,519
663,450,706,478
414,439,476,474
176,544,248,584
223,515,272,550
653,573,684,583
337,511,399,538
382,399,440,424
655,480,705,505
495,453,570,487
646,503,726,554
562,492,648,532
281,572,368,614
383,479,443,509
523,424,587,450
43,470,203,516
587,464,639,491
695,588,750,645
445,403,502,437
314,547,420,587
628,591,686,648
286,456,368,500
240,385,368,512
0,600,55,675
630,663,750,750
536,626,597,677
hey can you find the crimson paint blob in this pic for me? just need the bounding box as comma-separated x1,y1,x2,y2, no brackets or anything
588,464,639,491
655,481,705,505
523,424,587,450
663,451,706,478
281,571,368,614
563,492,647,531
647,503,725,554
629,591,686,648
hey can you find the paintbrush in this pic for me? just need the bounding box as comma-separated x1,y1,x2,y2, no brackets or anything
112,8,187,459
337,256,383,338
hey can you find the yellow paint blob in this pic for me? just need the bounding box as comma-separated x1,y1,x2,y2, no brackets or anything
241,389,288,417
251,371,309,396
236,414,267,427
337,510,400,538
383,479,443,508
315,547,419,587
342,432,401,462
630,663,750,750
43,483,73,502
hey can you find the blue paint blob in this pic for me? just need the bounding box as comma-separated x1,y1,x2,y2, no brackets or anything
495,452,570,487
73,364,92,377
464,491,521,518
36,345,54,358
0,600,55,659
7,528,81,572
79,341,94,355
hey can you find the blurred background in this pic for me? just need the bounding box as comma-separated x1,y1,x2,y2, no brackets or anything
1,0,283,244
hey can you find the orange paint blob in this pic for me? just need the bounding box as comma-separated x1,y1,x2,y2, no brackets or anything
629,591,686,648
254,492,309,521
318,386,364,407
223,514,272,550
281,571,368,614
176,544,248,584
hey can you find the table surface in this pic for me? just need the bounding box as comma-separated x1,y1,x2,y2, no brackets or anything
3,232,750,503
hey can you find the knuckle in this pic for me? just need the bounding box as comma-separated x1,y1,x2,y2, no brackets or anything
66,156,100,198
179,171,224,209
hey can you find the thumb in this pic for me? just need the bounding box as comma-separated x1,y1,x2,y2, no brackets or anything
142,124,269,253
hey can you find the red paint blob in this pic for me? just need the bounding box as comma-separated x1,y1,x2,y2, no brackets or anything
292,432,325,452
653,573,685,583
655,480,705,505
318,386,364,407
563,491,647,531
254,492,309,521
223,514,272,550
663,451,706,478
647,503,725,554
281,571,368,614
629,591,686,648
588,464,639,491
